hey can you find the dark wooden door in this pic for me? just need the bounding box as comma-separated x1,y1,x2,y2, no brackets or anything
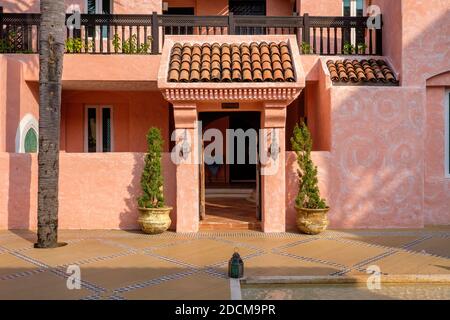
199,138,206,220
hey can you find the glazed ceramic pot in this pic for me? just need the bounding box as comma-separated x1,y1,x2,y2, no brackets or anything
137,206,172,234
295,206,329,235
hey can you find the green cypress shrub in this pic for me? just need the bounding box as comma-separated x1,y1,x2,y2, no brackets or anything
291,122,327,209
138,127,165,208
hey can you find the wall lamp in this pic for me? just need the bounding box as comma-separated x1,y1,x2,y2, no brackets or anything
267,128,280,161
179,129,191,160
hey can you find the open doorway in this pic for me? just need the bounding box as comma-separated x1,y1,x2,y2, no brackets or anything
198,111,261,230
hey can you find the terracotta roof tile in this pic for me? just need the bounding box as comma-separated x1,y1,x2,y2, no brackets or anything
327,59,398,85
243,69,252,82
168,41,296,83
232,69,242,81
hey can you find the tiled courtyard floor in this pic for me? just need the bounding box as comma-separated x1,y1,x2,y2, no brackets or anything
0,228,449,300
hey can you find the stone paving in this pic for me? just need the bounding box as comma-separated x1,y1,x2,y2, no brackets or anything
0,228,449,300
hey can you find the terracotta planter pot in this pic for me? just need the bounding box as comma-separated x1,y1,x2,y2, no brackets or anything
295,206,330,235
138,206,172,234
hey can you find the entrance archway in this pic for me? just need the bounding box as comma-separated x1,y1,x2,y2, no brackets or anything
158,35,305,232
199,111,261,230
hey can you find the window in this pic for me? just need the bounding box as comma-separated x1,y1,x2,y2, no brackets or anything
446,90,450,177
229,0,266,34
163,7,195,35
24,128,38,153
85,106,113,152
343,0,365,17
15,114,38,153
86,0,112,38
343,0,366,48
229,0,266,16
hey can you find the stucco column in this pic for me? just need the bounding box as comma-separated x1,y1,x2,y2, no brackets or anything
261,102,287,232
172,102,199,233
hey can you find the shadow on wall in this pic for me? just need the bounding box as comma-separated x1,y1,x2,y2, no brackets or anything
285,5,450,229
7,153,33,237
0,0,38,13
118,153,142,230
119,153,177,231
285,151,330,230
299,84,425,229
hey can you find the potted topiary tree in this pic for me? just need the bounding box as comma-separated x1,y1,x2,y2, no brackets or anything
137,127,172,234
291,122,329,235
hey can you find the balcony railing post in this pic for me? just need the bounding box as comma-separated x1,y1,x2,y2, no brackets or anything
151,11,159,54
375,14,383,55
0,7,3,44
72,10,81,39
302,13,310,46
228,12,235,35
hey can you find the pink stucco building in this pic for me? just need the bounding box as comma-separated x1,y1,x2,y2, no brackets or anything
0,0,449,232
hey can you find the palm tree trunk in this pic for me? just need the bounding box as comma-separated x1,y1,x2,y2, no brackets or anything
35,0,65,248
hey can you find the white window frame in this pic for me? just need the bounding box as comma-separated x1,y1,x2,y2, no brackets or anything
84,105,114,153
445,89,450,178
342,0,367,46
342,0,367,16
85,0,112,14
15,113,39,153
85,0,113,40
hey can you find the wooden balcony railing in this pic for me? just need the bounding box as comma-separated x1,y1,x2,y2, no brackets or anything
0,8,383,56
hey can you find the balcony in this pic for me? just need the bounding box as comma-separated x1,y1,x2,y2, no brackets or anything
0,9,382,56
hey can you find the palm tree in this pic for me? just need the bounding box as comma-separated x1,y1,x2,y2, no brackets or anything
35,0,66,248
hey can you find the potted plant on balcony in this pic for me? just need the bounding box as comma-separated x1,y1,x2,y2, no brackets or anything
137,127,172,234
291,122,329,235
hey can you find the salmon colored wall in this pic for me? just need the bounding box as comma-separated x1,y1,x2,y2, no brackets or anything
113,0,162,14
0,0,161,13
0,56,6,152
18,55,162,84
195,0,227,15
424,85,450,225
305,63,331,151
305,83,329,151
401,0,450,87
0,152,176,230
165,0,293,15
286,151,330,230
372,0,403,76
0,55,39,152
0,0,39,12
0,153,38,229
1,150,328,231
329,84,425,228
61,90,169,152
267,0,293,16
298,0,342,16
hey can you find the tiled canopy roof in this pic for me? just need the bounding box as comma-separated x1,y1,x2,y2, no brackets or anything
168,41,296,83
326,59,398,85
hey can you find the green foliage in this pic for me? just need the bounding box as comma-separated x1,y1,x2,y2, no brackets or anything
291,122,327,209
343,42,355,55
112,34,153,54
300,41,312,54
138,127,165,208
65,37,93,53
357,42,367,54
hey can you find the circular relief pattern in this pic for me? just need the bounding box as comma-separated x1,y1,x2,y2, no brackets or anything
337,129,385,183
333,99,361,121
375,97,402,125
407,97,424,131
385,125,421,168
